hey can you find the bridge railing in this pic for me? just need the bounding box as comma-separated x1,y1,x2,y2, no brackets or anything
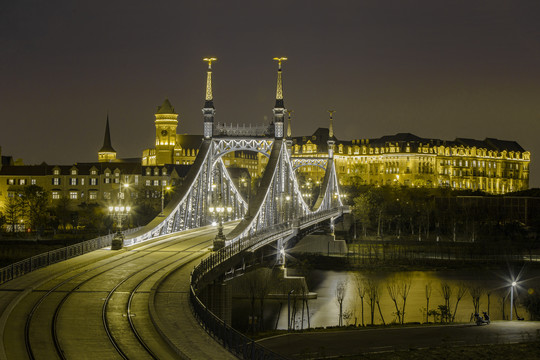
192,208,342,285
0,227,142,286
190,286,287,360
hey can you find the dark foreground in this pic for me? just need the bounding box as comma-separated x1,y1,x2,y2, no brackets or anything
257,321,540,359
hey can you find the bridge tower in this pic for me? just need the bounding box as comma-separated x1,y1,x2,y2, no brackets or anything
154,99,178,165
202,57,217,139
327,110,336,159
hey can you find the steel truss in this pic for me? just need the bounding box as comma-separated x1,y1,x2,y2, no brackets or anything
126,137,343,247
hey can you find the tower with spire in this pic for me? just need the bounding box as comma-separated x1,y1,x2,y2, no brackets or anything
98,115,117,162
327,110,336,158
154,98,179,165
202,57,217,139
272,57,287,139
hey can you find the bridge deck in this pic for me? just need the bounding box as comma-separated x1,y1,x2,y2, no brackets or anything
0,225,236,360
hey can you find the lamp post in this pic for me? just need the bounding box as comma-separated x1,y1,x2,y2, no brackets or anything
160,184,171,216
109,183,130,250
510,281,517,320
210,192,232,250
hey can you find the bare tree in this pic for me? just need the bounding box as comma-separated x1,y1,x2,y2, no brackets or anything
425,282,432,323
440,282,452,322
387,279,402,323
452,283,467,322
366,279,378,325
469,285,484,314
355,274,366,326
399,277,412,324
335,281,347,326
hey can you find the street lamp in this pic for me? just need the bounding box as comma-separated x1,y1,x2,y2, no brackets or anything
210,193,232,250
109,183,130,250
510,281,517,320
160,184,171,216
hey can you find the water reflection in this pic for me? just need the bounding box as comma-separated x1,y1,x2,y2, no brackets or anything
275,269,540,329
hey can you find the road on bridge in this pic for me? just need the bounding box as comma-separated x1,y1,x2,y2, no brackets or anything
0,225,237,360
257,321,540,359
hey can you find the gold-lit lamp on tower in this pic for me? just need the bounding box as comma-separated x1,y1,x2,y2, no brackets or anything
203,57,217,101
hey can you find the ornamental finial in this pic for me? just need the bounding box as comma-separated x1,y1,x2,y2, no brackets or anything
203,57,217,102
328,110,336,138
273,57,287,105
287,109,294,138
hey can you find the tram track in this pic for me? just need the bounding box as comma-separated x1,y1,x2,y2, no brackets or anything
18,226,217,360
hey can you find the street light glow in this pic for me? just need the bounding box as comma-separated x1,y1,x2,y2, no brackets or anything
512,281,517,287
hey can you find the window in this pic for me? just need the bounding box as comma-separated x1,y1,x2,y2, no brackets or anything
70,178,77,185
31,179,36,185
53,169,60,175
134,175,139,185
7,179,14,185
81,178,85,186
53,178,60,185
52,191,60,199
162,168,167,176
91,170,97,175
114,178,119,184
71,169,77,175
153,180,159,186
146,168,151,175
19,179,26,185
145,180,151,186
104,178,111,184
154,169,159,176
69,191,78,199
103,192,111,200
89,192,97,200
90,178,97,186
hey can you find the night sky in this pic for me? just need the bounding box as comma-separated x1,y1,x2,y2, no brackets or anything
1,1,539,187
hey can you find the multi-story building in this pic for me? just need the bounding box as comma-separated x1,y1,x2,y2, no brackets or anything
291,129,530,194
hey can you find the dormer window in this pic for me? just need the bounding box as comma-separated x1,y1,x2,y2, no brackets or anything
71,169,77,175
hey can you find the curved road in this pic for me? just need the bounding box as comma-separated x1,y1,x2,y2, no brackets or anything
0,225,237,360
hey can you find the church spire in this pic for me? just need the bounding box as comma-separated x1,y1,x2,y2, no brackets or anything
98,114,117,162
202,57,217,139
328,110,336,138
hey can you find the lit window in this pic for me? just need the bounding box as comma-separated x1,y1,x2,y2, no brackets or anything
69,191,78,199
114,178,119,184
153,180,159,186
91,170,97,175
54,169,60,175
146,180,151,186
81,178,85,186
89,192,97,200
90,178,97,186
104,178,111,184
52,178,60,185
162,180,167,186
52,192,60,199
7,179,14,185
31,179,36,185
70,178,77,185
71,170,77,175
19,179,26,185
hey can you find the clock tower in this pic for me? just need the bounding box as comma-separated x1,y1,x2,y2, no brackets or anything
154,98,178,165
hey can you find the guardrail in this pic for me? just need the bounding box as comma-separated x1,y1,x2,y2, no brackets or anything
0,227,142,286
189,207,345,360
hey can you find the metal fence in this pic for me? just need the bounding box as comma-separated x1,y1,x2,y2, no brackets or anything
0,227,141,286
189,207,345,360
